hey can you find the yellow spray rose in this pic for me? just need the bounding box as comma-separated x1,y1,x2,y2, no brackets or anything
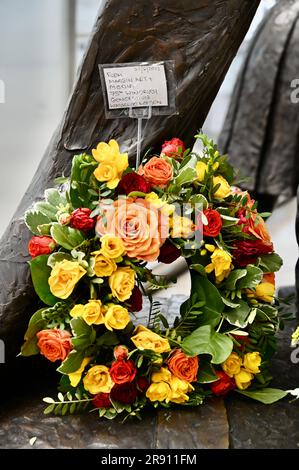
234,368,254,390
205,248,233,283
145,192,175,216
196,161,208,182
146,382,172,402
222,352,242,378
131,325,170,353
168,375,194,404
104,304,131,331
70,304,85,318
68,357,91,387
243,352,261,374
48,260,86,299
109,266,135,302
82,300,104,325
91,250,117,277
212,175,231,199
83,365,114,394
92,140,128,189
254,282,275,303
171,215,195,238
100,234,125,259
152,367,172,383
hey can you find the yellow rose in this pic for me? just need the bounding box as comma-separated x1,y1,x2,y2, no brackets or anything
171,215,195,238
234,368,254,390
292,326,299,347
109,266,135,302
146,382,172,402
82,300,104,325
68,357,91,387
213,175,231,199
196,161,208,182
83,365,114,394
152,367,172,383
168,375,194,404
243,352,261,374
91,250,117,277
205,248,233,283
48,260,86,299
92,140,128,189
70,304,84,318
100,234,125,259
222,352,242,378
254,282,275,303
104,304,131,331
131,325,171,353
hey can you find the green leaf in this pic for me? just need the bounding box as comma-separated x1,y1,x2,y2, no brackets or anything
70,153,98,209
197,357,218,383
45,188,67,207
236,388,287,404
258,253,283,273
44,404,55,415
96,331,120,347
188,273,224,327
189,194,208,209
173,155,198,186
21,308,47,356
24,210,52,235
224,269,247,290
221,296,240,308
181,325,233,364
70,317,96,351
57,350,85,374
35,201,58,220
237,265,263,289
47,252,72,268
50,223,85,250
223,300,251,328
29,255,60,306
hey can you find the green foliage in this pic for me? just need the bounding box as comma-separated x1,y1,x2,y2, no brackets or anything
21,308,47,356
70,153,98,209
258,253,283,273
181,325,233,364
173,295,204,337
29,255,60,306
189,273,225,328
223,300,252,328
57,350,85,374
42,302,71,329
50,223,85,250
43,390,92,415
197,356,218,383
70,317,97,351
236,388,288,404
224,265,263,291
24,210,53,235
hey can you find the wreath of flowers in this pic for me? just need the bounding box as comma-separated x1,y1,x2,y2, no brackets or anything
21,133,288,420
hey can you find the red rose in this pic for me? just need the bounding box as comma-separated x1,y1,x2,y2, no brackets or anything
117,173,151,195
161,138,185,158
110,383,138,404
200,209,222,237
158,240,181,264
114,345,129,361
109,359,137,384
136,376,150,393
28,236,56,258
210,371,236,396
127,285,143,312
70,208,95,231
92,393,111,408
233,239,273,267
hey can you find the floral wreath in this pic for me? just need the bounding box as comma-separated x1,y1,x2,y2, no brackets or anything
21,133,288,420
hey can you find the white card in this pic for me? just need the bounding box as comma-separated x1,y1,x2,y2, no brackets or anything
102,64,169,110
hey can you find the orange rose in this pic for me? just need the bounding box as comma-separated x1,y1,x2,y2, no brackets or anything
138,157,173,188
36,328,72,362
235,189,271,243
96,198,167,262
167,349,199,383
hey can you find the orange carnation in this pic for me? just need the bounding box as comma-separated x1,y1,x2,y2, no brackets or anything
37,328,72,362
168,349,199,383
138,157,173,188
96,197,168,262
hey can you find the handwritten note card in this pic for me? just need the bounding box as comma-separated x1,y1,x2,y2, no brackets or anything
102,64,169,110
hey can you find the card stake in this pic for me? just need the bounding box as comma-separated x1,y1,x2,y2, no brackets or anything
99,61,176,169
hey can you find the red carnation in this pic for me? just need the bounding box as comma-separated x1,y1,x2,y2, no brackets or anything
210,371,236,396
109,359,137,384
92,393,111,408
70,208,95,231
114,345,129,361
233,239,273,267
161,138,185,158
158,240,181,264
117,173,151,195
28,236,56,258
136,376,150,393
127,285,143,312
201,209,222,237
110,382,138,404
